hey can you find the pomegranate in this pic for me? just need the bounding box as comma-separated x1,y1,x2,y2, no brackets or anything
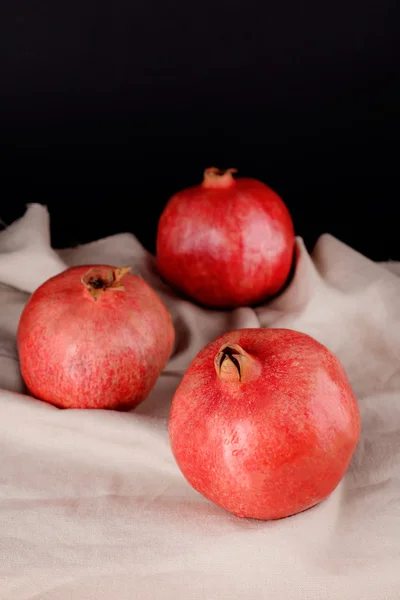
17,265,175,410
156,167,295,308
169,328,360,520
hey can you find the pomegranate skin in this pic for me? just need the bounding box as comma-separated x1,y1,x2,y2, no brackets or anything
156,169,295,308
17,265,175,410
169,328,361,520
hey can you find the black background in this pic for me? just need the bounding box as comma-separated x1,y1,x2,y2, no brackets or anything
1,0,398,259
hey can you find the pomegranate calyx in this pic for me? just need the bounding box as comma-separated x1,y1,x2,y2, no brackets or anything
82,266,132,301
202,167,238,189
214,342,254,384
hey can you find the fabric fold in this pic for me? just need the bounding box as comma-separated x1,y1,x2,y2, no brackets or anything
0,204,399,600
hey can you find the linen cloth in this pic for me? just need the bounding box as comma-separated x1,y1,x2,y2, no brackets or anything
0,204,399,600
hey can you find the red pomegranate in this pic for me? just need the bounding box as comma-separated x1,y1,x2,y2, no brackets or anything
169,328,360,520
17,265,175,410
156,167,295,308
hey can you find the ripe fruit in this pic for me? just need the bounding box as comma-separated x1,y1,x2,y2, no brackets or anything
169,328,360,520
17,265,175,410
156,167,295,308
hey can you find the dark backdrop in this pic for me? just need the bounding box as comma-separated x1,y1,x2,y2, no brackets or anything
0,0,398,259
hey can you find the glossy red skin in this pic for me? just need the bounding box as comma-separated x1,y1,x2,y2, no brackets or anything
169,328,361,520
156,177,295,308
17,265,175,410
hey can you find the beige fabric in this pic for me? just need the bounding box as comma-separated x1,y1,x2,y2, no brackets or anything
0,204,399,600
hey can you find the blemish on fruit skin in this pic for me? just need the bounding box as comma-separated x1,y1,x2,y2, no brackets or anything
231,431,240,444
232,449,243,457
169,328,360,521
